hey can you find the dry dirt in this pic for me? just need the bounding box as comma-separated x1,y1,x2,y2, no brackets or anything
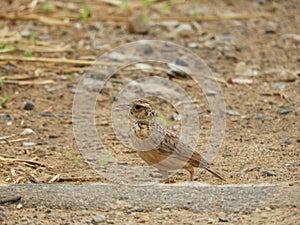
0,0,299,224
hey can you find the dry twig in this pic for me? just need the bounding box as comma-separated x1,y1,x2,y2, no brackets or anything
0,156,46,167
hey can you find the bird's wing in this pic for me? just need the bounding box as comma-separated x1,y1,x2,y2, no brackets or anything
165,132,210,168
149,123,225,180
150,122,209,168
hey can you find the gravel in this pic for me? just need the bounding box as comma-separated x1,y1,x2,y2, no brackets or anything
0,183,298,212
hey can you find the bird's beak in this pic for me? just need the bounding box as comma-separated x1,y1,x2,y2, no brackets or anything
113,103,131,111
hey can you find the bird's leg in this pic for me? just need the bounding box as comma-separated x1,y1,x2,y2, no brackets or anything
161,171,170,184
190,170,194,181
186,167,195,181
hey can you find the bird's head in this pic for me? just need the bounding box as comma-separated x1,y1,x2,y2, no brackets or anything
129,99,156,121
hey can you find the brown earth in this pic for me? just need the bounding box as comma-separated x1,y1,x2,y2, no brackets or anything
0,0,299,224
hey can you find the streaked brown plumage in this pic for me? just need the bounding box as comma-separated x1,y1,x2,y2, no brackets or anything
129,99,224,183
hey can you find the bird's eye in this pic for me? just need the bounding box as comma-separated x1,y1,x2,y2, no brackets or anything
135,105,141,110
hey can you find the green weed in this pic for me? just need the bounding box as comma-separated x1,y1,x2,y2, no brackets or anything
157,111,169,126
1,94,11,106
121,0,130,12
0,44,6,49
101,153,112,165
81,0,89,20
25,50,33,57
9,46,19,53
65,151,71,159
75,155,81,163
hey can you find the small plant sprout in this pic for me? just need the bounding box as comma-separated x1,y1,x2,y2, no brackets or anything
0,44,6,49
161,4,170,15
9,46,19,54
121,0,130,12
142,0,157,8
75,155,81,163
101,153,112,165
1,94,11,107
25,50,33,57
65,151,71,159
41,3,52,12
157,111,169,126
143,14,150,23
81,0,89,20
193,11,202,17
30,32,36,45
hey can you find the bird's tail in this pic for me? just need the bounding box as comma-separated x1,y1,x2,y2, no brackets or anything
204,167,225,181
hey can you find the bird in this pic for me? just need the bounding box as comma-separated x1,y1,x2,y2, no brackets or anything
126,99,225,183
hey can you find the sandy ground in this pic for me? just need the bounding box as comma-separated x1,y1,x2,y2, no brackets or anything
0,0,299,224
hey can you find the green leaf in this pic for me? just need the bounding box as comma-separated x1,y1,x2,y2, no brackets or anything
121,0,130,11
160,4,170,15
30,32,36,45
142,0,157,8
65,151,71,159
9,46,18,53
0,80,3,88
81,0,89,20
75,155,81,163
25,50,33,57
157,111,169,126
0,44,6,49
101,153,112,165
41,3,52,12
157,111,164,119
143,14,150,23
1,94,11,106
193,11,202,17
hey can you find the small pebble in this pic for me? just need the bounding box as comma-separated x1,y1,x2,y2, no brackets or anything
226,109,240,116
0,207,5,219
172,113,181,121
21,128,35,135
22,142,37,147
219,217,229,222
23,100,35,110
44,208,51,213
92,214,106,223
175,58,189,67
138,42,154,55
273,83,286,90
255,113,265,120
235,62,259,76
108,52,125,62
38,34,51,41
49,134,59,139
160,20,179,28
173,23,193,38
278,70,297,82
277,106,294,114
0,114,12,120
128,13,149,34
262,170,277,176
207,218,214,224
47,85,65,93
75,23,82,29
20,30,31,38
173,125,180,131
260,212,269,219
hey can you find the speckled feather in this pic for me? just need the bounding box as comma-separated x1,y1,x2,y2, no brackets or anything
130,99,224,182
